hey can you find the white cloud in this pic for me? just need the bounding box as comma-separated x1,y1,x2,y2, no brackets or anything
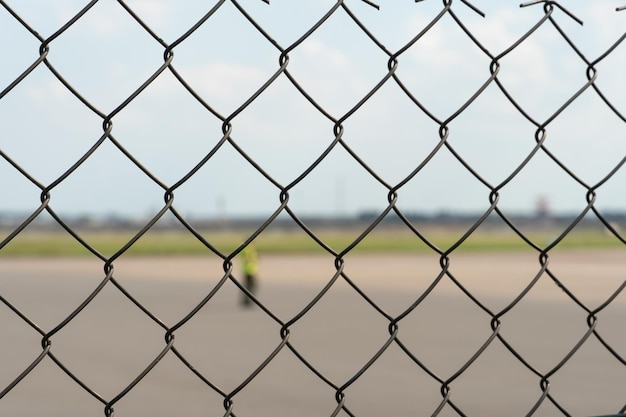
128,1,171,28
3,1,624,217
285,38,388,115
25,77,69,104
111,59,268,114
194,63,265,98
299,39,350,72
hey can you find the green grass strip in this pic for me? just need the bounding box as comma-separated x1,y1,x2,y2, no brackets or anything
1,227,622,257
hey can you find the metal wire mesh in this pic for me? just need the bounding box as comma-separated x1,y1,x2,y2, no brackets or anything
1,1,625,416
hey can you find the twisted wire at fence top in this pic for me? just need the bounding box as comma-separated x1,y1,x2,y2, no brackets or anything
1,1,625,416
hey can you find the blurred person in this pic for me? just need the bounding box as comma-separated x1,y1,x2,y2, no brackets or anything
240,244,258,307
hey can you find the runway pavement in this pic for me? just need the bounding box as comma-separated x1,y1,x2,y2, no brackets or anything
0,251,624,417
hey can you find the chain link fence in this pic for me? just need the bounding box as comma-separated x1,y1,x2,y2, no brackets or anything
1,1,625,416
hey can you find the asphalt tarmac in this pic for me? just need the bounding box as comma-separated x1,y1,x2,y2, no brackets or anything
0,251,624,417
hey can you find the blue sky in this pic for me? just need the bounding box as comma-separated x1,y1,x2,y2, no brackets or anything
0,0,624,221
